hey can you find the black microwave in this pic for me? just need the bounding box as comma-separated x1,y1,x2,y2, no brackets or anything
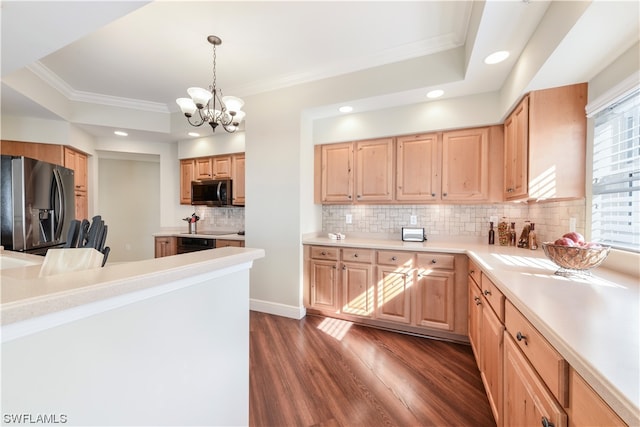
191,179,233,206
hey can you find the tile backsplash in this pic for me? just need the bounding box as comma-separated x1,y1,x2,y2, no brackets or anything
322,200,586,243
193,206,245,231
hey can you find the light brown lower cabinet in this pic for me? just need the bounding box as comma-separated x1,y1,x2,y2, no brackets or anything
504,333,567,427
470,261,627,427
215,239,244,248
154,236,176,258
304,245,468,342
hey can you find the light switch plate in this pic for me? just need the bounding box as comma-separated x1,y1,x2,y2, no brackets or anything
346,214,352,224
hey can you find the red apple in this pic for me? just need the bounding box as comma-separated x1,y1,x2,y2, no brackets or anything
562,232,585,245
554,237,576,246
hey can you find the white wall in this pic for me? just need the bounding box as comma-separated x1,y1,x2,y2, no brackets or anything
98,157,160,262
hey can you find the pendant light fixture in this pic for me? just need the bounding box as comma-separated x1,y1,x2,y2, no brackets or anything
176,35,245,133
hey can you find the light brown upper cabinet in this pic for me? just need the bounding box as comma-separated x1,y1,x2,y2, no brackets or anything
316,138,394,204
504,83,587,201
442,127,490,202
64,147,88,220
318,142,354,203
231,153,245,206
194,157,213,180
355,138,394,202
396,133,441,202
212,155,232,178
180,159,195,205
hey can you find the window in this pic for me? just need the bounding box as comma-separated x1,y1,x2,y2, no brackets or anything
591,89,640,252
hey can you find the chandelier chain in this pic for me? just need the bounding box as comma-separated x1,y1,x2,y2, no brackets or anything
211,43,217,92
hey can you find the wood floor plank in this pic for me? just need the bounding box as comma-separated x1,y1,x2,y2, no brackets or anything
250,312,495,427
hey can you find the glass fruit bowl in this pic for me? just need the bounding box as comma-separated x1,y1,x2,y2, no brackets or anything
541,242,610,276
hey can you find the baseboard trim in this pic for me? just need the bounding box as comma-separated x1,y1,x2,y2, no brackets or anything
250,299,306,320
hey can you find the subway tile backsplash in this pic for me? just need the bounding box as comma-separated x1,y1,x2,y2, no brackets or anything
322,200,586,243
194,206,245,231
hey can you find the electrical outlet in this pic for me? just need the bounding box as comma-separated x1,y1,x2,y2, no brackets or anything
569,217,576,232
346,214,352,224
410,215,417,225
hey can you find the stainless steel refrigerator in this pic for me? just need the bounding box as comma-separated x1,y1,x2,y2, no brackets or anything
1,155,75,254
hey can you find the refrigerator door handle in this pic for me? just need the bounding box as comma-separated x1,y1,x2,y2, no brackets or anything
52,168,65,241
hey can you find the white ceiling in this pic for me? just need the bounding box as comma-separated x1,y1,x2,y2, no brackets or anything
1,1,639,143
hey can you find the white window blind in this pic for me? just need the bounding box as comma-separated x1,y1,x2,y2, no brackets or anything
592,88,640,252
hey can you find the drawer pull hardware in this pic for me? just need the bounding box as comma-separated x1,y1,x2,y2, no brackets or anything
469,270,475,274
431,259,437,264
483,289,491,296
516,331,528,345
474,297,481,305
391,256,397,261
321,251,326,256
541,416,554,427
354,253,358,258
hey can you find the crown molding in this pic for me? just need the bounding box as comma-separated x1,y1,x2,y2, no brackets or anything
27,62,170,114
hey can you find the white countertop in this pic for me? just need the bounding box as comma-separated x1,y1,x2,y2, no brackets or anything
303,234,640,425
0,246,264,327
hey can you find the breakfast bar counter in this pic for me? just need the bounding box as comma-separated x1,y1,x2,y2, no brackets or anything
303,234,640,426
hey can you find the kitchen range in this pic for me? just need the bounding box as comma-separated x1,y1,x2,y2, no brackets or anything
176,231,244,254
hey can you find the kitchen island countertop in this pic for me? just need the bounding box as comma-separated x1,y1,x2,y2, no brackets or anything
303,233,640,426
153,229,245,241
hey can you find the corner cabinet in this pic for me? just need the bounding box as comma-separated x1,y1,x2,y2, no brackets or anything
304,244,468,342
504,83,587,201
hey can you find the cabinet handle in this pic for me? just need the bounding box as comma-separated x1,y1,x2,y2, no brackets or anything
348,195,352,199
321,251,326,256
469,270,475,275
431,193,436,197
541,417,554,427
516,331,528,345
507,188,514,193
391,256,397,261
443,192,448,197
354,253,358,258
431,259,437,264
474,296,481,305
342,265,346,270
483,289,491,296
357,195,362,199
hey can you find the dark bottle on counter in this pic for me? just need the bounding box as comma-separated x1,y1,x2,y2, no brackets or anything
509,222,517,246
529,223,538,250
488,222,495,245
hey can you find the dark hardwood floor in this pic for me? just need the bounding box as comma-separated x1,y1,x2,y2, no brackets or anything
249,311,495,427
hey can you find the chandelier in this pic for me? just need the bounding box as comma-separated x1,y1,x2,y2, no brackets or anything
176,35,245,133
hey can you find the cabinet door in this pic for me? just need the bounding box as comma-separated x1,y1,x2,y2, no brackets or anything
195,157,213,180
309,259,339,311
2,140,64,165
376,266,411,324
232,153,245,205
341,262,374,317
212,155,232,178
215,239,244,248
154,236,176,258
568,368,624,427
442,127,489,201
504,335,567,427
396,133,440,201
415,268,454,331
504,96,529,200
321,142,354,202
180,159,195,204
75,191,88,221
481,299,505,427
468,279,483,363
355,138,394,202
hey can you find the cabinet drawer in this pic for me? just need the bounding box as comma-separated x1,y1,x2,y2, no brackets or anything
376,250,414,267
416,253,454,270
342,248,373,263
505,301,568,406
480,273,505,321
310,246,339,261
468,258,481,287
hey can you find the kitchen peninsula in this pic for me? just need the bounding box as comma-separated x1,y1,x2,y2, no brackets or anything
1,246,264,426
303,234,639,426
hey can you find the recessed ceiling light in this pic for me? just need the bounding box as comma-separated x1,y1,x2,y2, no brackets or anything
484,51,510,65
427,89,444,99
338,106,353,113
114,131,128,136
188,132,200,137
